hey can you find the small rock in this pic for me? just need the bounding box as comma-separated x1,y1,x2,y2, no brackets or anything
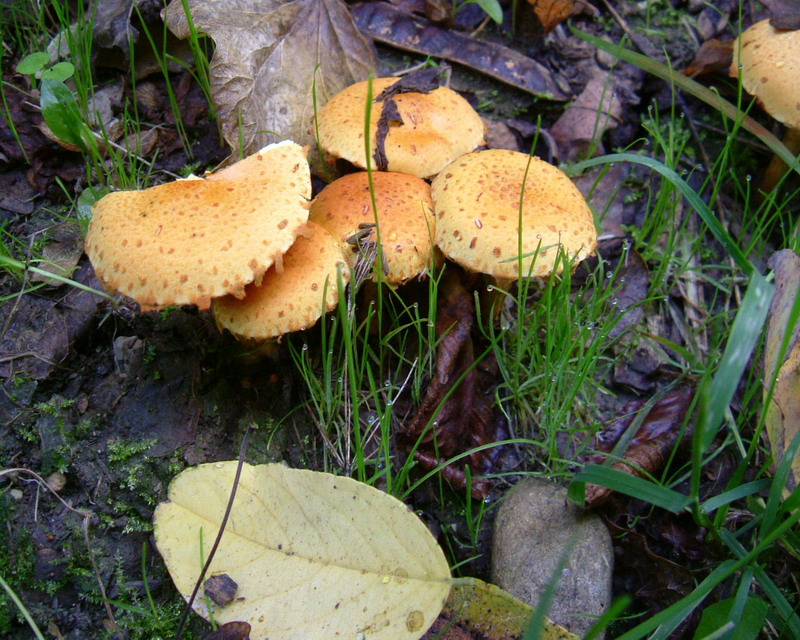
45,472,67,492
491,478,613,638
9,489,23,501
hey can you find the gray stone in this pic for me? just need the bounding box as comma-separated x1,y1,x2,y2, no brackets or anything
491,478,613,638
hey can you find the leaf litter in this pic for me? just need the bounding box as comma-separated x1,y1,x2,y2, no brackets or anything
398,268,509,499
1,0,797,638
164,0,376,155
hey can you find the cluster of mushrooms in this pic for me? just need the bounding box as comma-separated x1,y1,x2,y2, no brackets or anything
85,75,599,342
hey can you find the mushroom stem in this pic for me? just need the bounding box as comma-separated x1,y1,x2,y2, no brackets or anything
478,275,514,329
760,128,800,194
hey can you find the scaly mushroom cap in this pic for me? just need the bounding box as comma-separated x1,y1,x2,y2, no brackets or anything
308,171,436,284
316,77,485,179
431,149,597,279
85,141,311,310
213,222,348,340
731,20,800,129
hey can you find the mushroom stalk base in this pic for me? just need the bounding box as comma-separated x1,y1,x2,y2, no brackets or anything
761,128,800,194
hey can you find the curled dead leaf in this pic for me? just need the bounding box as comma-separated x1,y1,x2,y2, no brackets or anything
528,0,576,32
585,387,696,507
682,39,733,78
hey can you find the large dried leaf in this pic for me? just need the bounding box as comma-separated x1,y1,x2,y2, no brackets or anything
352,2,567,99
550,73,622,162
764,249,800,494
154,461,450,639
585,387,696,507
164,0,376,154
399,270,507,498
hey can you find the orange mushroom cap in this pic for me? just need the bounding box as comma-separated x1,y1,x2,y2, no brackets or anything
731,20,800,130
431,149,597,280
309,171,437,285
213,222,349,340
85,141,311,310
316,77,485,179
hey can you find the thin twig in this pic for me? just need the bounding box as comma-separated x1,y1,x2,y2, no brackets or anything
174,426,254,640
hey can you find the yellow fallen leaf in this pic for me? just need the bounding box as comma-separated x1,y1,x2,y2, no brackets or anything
764,249,800,495
154,461,451,639
426,577,578,640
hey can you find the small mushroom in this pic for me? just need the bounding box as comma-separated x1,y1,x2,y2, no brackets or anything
213,222,349,341
85,140,311,310
316,77,485,179
308,171,438,285
731,20,800,190
431,149,597,287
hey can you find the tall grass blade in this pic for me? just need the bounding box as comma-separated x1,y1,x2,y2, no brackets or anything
570,466,692,512
571,153,754,275
569,26,800,178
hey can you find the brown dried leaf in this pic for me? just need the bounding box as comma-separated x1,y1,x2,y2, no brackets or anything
585,387,696,507
92,0,138,56
399,271,506,498
0,262,104,380
764,249,800,495
164,0,376,155
352,2,567,99
549,73,622,162
764,0,800,30
30,221,84,286
205,621,251,640
528,0,575,32
682,39,733,78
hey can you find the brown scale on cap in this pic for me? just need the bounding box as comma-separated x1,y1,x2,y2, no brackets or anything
316,77,486,179
212,222,348,340
431,149,597,280
308,171,437,285
731,20,800,131
85,141,311,311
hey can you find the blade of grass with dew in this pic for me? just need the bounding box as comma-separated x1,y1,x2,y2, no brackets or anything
698,273,773,448
569,26,800,178
692,273,773,515
570,153,754,276
335,264,366,481
569,465,692,512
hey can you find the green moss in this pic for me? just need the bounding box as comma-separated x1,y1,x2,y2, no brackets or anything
0,498,37,634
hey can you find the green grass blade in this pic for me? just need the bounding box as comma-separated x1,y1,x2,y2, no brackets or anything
0,572,46,640
700,479,771,514
570,466,692,512
569,26,800,178
718,527,800,637
571,153,754,276
697,272,773,453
